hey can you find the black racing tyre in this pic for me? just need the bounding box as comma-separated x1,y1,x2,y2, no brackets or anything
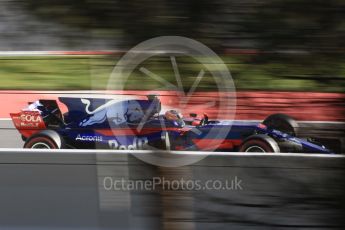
239,134,280,153
23,130,64,149
24,136,58,149
263,113,298,136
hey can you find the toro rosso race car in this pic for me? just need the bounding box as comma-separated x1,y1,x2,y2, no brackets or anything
10,95,333,153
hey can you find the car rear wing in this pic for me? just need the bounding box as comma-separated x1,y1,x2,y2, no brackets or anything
10,100,64,137
10,111,46,130
10,111,46,139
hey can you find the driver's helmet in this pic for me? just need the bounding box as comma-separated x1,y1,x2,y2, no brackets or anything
165,110,183,121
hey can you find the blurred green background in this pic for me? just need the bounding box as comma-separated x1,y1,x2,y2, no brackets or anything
1,54,344,92
0,0,344,92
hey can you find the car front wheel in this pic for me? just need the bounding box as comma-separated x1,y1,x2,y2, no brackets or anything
239,135,280,153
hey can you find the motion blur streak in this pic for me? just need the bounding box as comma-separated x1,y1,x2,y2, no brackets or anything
0,0,344,229
0,0,344,93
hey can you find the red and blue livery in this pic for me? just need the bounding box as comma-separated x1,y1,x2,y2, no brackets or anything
10,95,333,153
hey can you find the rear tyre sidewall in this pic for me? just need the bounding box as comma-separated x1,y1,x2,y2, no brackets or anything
24,136,58,149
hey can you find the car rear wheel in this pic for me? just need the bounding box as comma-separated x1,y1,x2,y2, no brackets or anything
24,136,58,149
239,135,280,153
23,130,64,149
263,113,298,136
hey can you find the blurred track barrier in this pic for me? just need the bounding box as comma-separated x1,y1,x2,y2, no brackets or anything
0,149,344,229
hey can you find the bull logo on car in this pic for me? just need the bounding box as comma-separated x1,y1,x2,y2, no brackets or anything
79,99,145,127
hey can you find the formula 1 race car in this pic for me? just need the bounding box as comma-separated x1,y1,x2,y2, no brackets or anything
10,95,333,153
